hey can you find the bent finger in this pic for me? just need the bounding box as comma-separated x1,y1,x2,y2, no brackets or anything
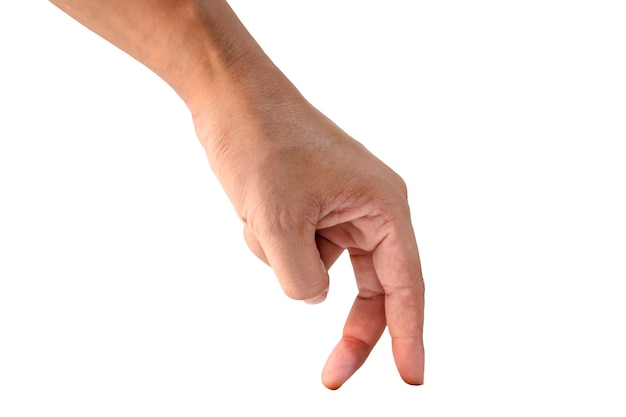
260,222,329,302
316,233,344,271
243,225,269,265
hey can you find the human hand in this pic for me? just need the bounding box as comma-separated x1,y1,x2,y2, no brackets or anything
193,76,425,390
46,0,424,389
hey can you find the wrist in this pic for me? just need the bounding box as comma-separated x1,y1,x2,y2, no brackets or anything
163,3,309,151
187,65,307,148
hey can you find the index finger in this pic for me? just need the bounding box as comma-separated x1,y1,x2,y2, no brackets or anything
373,220,425,385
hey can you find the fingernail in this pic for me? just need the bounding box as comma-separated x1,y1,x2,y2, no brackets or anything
304,290,328,305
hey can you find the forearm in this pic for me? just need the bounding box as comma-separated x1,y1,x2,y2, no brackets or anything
49,0,299,121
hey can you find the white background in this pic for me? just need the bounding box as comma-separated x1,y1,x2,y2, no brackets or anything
1,1,625,415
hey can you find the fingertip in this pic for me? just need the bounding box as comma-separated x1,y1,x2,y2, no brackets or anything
321,338,372,391
321,378,342,391
304,290,328,305
321,362,346,391
320,347,345,391
393,341,425,387
280,276,328,301
401,374,424,386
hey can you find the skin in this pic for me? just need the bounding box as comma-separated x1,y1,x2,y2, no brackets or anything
48,0,425,389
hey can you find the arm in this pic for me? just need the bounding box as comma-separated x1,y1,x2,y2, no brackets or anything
49,0,425,389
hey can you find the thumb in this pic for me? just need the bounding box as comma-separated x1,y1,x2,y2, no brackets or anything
260,223,329,304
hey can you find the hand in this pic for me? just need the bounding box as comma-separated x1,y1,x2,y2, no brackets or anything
48,0,425,389
193,77,425,390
